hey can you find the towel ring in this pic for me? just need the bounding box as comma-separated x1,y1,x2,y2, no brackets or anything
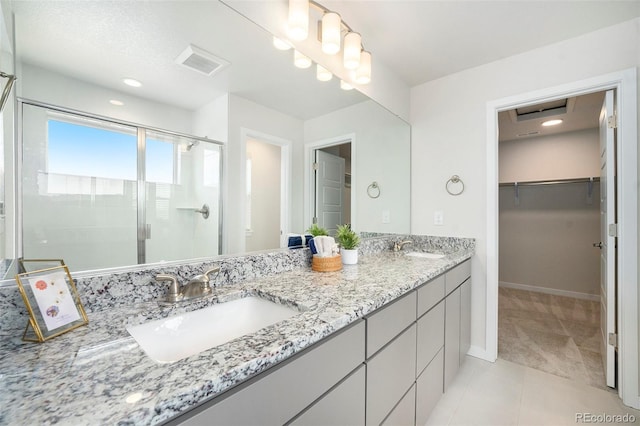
367,181,380,199
446,175,464,196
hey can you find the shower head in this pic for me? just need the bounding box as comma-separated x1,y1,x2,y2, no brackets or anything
186,140,199,151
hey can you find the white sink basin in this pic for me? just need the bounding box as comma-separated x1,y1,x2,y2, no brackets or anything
405,252,446,259
127,296,299,363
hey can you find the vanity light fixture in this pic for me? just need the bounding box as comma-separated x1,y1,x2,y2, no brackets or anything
294,50,312,68
542,119,563,126
288,0,309,41
284,0,371,84
316,64,332,81
123,78,142,88
321,11,341,55
355,51,372,85
109,100,124,106
343,32,362,70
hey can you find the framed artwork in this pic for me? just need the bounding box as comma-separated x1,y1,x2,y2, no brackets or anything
15,264,88,342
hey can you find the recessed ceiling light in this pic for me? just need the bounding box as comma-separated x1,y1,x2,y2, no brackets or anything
340,80,354,91
542,119,563,127
109,99,124,106
123,78,142,88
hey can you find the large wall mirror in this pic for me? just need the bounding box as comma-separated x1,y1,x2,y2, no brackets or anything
3,0,410,278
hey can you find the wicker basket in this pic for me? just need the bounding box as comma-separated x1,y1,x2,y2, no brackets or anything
312,254,342,272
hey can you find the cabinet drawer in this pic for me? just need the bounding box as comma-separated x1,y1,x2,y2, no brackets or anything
445,260,471,295
366,324,417,426
382,384,416,426
177,320,366,426
416,300,444,376
416,348,444,426
289,365,365,426
417,275,445,318
366,291,417,357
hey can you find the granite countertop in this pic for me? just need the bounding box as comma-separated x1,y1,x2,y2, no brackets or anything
0,247,473,425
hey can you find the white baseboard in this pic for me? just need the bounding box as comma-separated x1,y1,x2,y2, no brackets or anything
499,281,599,302
467,345,495,362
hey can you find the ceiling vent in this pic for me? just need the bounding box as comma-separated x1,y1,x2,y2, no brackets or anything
175,45,230,77
507,97,576,123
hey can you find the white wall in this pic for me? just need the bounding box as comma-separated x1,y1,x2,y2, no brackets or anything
499,129,600,298
499,129,600,182
227,94,304,255
410,18,639,356
246,138,281,252
305,100,411,234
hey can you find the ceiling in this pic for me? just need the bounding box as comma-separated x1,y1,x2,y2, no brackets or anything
9,1,640,122
498,91,606,142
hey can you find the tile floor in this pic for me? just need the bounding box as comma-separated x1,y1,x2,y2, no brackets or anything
426,356,640,426
498,287,605,389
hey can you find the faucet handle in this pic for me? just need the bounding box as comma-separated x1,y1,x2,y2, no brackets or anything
156,274,181,301
202,266,221,287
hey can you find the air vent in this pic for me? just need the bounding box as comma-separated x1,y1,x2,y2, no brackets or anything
175,45,229,77
516,131,540,138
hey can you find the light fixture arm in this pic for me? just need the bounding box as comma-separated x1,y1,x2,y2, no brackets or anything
309,0,365,50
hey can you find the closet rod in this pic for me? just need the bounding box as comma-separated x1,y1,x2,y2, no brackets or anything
499,177,600,187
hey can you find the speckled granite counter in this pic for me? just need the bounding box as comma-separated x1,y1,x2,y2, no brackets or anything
0,236,474,425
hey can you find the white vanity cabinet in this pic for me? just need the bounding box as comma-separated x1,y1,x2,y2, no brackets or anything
444,260,472,391
169,259,472,426
171,320,365,426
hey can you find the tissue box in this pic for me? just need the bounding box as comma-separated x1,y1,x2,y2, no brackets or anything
312,254,342,272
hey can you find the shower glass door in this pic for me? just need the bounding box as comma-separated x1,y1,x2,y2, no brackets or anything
144,130,222,264
21,102,222,271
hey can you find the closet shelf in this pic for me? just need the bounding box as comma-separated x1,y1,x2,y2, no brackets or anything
499,177,600,187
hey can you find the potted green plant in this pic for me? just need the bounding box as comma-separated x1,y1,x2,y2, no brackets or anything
307,223,329,237
335,224,360,265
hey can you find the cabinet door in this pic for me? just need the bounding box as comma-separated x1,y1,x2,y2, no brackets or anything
445,260,471,295
416,301,444,376
459,279,471,365
417,275,445,318
416,348,444,426
381,384,416,426
366,324,417,426
366,291,417,357
289,365,365,426
444,287,461,391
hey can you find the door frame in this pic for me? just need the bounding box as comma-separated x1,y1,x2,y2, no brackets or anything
304,133,356,232
239,128,292,251
486,69,638,407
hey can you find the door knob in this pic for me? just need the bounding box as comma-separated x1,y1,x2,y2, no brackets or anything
593,242,603,249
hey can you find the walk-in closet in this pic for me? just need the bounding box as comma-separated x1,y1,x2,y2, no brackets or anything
497,91,613,390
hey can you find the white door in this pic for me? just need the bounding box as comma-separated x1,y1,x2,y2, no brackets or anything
314,150,344,235
599,89,616,389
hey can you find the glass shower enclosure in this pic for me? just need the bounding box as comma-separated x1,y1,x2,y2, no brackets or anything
20,101,222,272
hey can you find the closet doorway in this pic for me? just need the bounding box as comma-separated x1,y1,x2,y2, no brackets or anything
497,91,616,390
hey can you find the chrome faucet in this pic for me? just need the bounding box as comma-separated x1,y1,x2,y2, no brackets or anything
393,240,413,252
156,266,220,304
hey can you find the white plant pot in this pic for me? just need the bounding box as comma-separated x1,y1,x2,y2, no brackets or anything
341,248,358,265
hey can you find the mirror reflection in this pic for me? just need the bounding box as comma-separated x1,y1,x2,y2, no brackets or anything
5,0,410,277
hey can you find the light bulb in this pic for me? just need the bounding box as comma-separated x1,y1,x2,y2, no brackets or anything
294,50,312,69
288,0,309,41
340,80,354,90
343,32,361,69
273,37,292,51
321,12,341,55
316,65,333,82
355,51,371,84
